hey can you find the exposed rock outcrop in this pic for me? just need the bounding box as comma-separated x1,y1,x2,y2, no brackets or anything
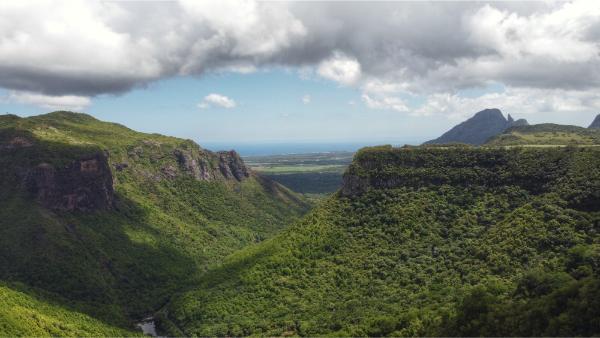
24,152,114,212
174,148,215,180
424,108,529,145
217,150,250,181
173,146,249,182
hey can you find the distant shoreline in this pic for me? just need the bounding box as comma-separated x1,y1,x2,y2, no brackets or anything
202,141,423,156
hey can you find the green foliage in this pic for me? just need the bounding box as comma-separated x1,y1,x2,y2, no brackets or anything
442,257,600,336
260,172,343,194
166,146,600,336
487,123,600,146
0,283,138,336
2,112,599,336
0,112,309,334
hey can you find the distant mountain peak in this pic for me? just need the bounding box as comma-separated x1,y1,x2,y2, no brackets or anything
424,108,528,145
589,114,600,129
478,108,502,115
469,108,504,121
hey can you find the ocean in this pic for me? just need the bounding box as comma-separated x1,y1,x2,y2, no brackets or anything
201,141,422,156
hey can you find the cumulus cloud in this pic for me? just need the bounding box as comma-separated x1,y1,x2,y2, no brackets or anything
317,51,362,86
8,91,90,110
414,88,600,120
198,93,236,109
0,0,306,97
361,94,409,113
1,0,600,116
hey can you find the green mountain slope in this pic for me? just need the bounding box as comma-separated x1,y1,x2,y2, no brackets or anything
0,283,137,336
0,112,309,332
165,145,600,336
486,123,600,146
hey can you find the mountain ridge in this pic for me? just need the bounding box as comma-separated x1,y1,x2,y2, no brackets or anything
164,144,600,336
424,108,528,145
486,123,600,146
0,111,309,334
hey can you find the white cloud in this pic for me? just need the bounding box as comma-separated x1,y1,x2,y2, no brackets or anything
8,91,90,110
361,94,409,113
317,51,362,86
302,94,311,104
414,88,600,120
0,0,600,119
198,93,236,109
466,3,600,63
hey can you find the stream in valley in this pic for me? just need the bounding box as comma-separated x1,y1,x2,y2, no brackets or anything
137,317,159,337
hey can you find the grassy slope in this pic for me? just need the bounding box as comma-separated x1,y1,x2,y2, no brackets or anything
166,146,600,336
486,123,600,146
0,112,309,334
0,283,137,337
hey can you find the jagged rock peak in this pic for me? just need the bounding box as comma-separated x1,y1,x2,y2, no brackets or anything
512,118,529,127
217,150,250,181
589,114,600,129
173,146,250,182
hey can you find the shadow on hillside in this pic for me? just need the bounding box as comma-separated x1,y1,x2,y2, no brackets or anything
0,191,203,330
254,173,311,209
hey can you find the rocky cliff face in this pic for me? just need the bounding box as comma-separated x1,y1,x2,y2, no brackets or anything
23,152,114,212
173,148,217,181
0,114,252,214
0,129,114,212
424,108,529,145
173,145,249,182
589,114,600,129
217,150,250,181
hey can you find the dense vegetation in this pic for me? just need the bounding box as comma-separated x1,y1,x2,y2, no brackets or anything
165,145,600,336
487,123,600,146
2,112,599,336
259,172,343,194
0,112,309,335
0,283,137,336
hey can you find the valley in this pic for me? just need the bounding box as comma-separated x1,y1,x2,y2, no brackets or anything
1,110,599,337
2,2,600,336
243,151,354,196
163,145,600,336
0,112,310,335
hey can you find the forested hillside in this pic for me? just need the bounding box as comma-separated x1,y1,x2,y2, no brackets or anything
0,112,309,335
165,145,600,336
2,112,599,337
487,124,600,146
0,283,137,336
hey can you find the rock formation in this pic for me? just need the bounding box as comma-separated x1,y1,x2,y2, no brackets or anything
24,152,114,212
173,146,249,182
424,108,529,145
217,150,250,181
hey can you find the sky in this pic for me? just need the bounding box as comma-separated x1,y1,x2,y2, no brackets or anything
1,0,600,151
